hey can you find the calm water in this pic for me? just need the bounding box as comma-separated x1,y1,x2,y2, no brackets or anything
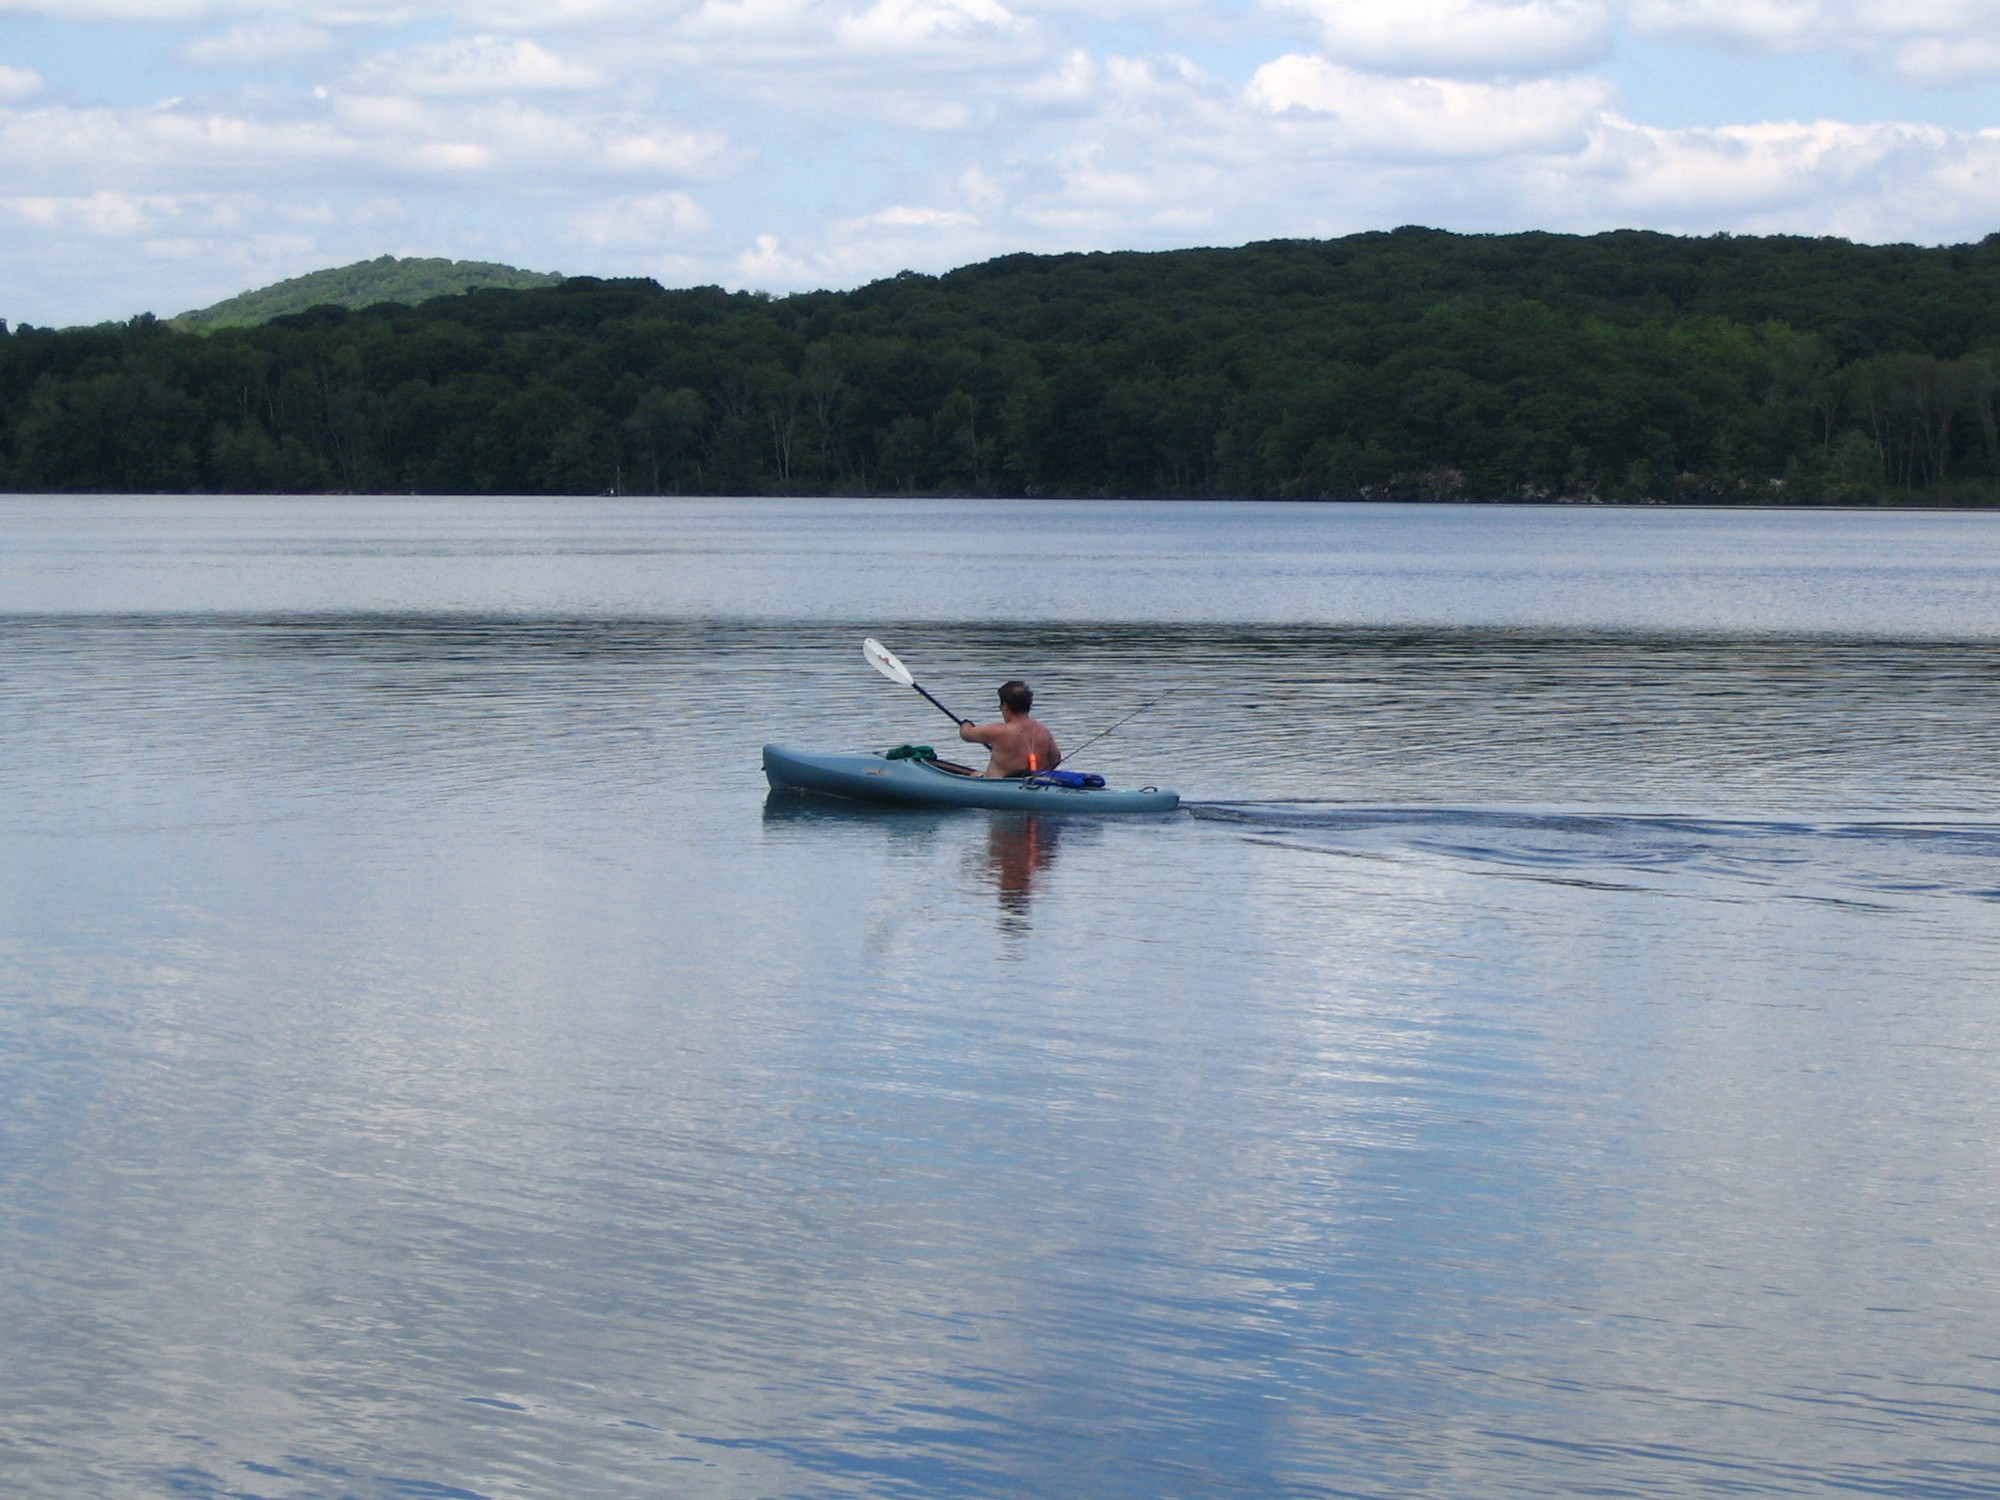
3,498,2000,1499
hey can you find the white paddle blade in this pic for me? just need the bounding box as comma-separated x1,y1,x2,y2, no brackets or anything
862,637,915,687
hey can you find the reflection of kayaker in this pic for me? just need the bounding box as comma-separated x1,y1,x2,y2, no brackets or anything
987,815,1058,936
956,680,1060,778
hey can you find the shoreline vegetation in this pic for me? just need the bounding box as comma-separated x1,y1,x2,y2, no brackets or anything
7,228,2000,506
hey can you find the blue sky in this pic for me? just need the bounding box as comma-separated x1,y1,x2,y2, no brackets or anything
4,0,2000,326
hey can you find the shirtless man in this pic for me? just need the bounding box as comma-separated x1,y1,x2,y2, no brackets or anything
958,680,1061,778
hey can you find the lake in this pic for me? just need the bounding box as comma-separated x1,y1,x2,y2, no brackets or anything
3,497,1999,1499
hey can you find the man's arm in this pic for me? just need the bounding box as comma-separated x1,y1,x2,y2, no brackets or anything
959,719,998,745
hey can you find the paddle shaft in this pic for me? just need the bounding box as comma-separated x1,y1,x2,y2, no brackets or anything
863,638,968,726
910,682,967,726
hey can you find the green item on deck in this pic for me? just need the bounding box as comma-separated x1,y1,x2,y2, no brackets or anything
883,744,937,761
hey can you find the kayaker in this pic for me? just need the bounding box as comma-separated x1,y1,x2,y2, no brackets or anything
958,680,1061,778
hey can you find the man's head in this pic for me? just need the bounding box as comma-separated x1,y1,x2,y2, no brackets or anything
998,680,1033,714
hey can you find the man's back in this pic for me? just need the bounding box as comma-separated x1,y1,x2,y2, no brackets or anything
959,679,1061,777
961,713,1060,778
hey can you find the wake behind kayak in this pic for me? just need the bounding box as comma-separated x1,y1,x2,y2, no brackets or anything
764,745,1181,814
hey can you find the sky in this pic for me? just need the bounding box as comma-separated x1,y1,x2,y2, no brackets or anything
6,0,2000,325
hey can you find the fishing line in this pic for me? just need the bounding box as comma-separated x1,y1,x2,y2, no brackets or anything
1066,693,1167,760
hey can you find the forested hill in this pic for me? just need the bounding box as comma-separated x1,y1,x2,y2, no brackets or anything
175,256,564,329
9,226,2000,502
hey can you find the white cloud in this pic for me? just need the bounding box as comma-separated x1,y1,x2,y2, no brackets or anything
0,65,42,101
181,22,336,66
352,36,603,93
318,94,736,179
1016,47,1096,104
730,200,993,288
848,202,979,228
1630,0,2000,85
601,128,737,174
1248,54,1613,156
0,189,261,237
0,92,736,202
735,231,815,284
958,163,1006,208
659,0,1043,81
1890,34,2000,86
1561,117,1977,226
6,190,181,235
1270,0,1611,75
0,0,275,16
568,189,711,245
0,105,351,184
1625,0,1826,48
1014,144,1225,230
834,0,1023,51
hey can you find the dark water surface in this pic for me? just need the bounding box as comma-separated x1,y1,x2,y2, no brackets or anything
3,499,2000,1498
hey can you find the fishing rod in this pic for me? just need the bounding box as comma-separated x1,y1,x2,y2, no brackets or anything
1065,692,1167,760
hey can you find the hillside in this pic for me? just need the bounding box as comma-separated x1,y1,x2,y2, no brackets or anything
175,255,563,329
7,227,2000,502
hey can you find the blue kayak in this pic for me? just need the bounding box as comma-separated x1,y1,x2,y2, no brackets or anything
763,745,1180,814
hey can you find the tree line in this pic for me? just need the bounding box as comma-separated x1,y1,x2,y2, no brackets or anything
9,226,2000,503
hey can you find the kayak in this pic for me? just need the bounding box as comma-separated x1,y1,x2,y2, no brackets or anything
763,745,1180,814
764,745,1180,814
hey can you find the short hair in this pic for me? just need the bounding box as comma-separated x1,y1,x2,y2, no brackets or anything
998,679,1032,713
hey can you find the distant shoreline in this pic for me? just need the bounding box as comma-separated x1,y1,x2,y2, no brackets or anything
12,228,2000,506
7,492,1998,512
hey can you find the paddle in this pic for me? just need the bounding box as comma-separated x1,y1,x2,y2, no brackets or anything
863,638,969,727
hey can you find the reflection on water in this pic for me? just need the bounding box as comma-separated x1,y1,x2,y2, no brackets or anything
4,502,2000,1499
764,795,1081,942
979,816,1064,939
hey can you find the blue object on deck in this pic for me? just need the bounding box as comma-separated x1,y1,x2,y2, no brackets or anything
763,745,1180,813
1026,769,1105,789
